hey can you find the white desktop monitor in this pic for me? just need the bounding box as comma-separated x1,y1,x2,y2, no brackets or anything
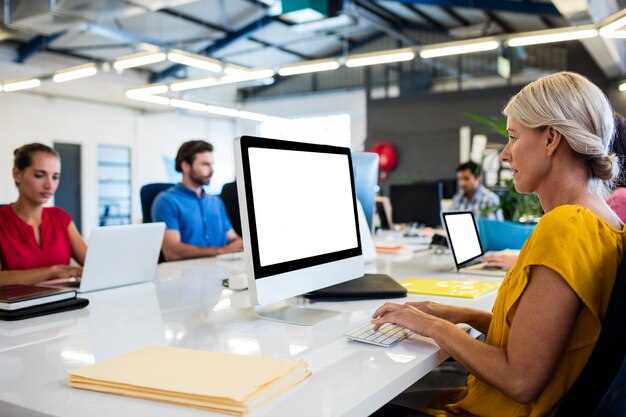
234,135,364,324
352,152,379,233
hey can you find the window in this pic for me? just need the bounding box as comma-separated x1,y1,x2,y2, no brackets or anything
259,114,351,148
98,145,131,226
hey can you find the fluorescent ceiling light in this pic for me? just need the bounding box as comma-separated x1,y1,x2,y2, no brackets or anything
3,78,41,92
292,14,354,33
206,105,241,118
345,48,415,67
507,28,598,47
167,50,222,73
278,59,340,76
619,82,626,92
170,77,219,92
223,64,250,76
600,14,626,37
224,68,275,82
420,40,499,58
126,85,169,95
113,51,167,70
170,98,208,112
125,91,170,106
239,111,270,122
602,30,626,38
53,63,98,83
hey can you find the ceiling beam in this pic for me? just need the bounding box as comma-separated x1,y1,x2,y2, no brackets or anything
158,8,312,70
241,31,388,98
484,10,514,33
403,4,447,30
16,32,65,63
442,7,470,26
373,1,561,17
150,13,275,82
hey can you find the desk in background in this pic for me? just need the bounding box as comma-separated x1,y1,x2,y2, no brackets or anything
0,252,498,417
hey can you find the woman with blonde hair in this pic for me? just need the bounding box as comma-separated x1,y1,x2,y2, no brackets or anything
372,72,625,417
0,143,86,285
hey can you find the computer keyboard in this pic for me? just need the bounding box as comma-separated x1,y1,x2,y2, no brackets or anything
345,323,413,347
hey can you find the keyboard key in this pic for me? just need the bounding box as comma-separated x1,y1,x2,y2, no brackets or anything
345,323,413,347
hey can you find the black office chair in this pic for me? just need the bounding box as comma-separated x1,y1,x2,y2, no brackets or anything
140,183,174,223
140,183,173,263
554,254,626,417
220,181,242,237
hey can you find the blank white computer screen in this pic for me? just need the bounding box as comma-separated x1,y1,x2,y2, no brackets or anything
445,213,482,264
248,147,359,267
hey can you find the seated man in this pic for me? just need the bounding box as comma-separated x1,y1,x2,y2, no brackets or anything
152,140,243,261
450,161,501,219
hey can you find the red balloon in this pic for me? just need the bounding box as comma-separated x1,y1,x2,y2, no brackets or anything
370,141,398,172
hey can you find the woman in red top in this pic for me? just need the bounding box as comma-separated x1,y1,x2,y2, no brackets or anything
0,143,87,285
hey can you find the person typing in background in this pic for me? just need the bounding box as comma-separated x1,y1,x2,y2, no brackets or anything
152,140,243,261
0,143,86,285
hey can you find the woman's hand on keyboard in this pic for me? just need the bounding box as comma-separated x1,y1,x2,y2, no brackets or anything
371,302,446,338
404,301,467,325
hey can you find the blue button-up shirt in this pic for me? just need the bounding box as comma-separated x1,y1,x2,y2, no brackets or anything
152,183,233,247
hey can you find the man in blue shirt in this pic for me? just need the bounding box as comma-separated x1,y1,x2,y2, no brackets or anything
152,140,243,261
450,161,502,219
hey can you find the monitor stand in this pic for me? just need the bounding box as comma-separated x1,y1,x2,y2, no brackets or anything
254,301,340,326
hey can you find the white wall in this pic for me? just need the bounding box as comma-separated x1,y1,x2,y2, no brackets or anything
242,89,368,150
0,89,367,238
0,93,137,237
0,93,237,237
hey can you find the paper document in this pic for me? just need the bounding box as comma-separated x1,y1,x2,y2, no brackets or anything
399,278,500,298
69,345,311,416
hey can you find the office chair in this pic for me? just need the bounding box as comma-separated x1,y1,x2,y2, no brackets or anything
219,181,242,237
553,254,626,417
140,183,174,223
140,183,173,263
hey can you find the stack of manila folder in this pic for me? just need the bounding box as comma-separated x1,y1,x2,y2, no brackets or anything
69,345,311,416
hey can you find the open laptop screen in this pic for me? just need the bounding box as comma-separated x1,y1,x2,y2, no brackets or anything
441,211,484,267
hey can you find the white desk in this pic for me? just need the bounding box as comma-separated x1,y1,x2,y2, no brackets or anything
0,252,498,417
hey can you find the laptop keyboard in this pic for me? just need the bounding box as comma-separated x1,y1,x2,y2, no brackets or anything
345,323,413,347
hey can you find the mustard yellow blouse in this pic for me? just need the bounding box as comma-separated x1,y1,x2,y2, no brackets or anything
425,205,625,417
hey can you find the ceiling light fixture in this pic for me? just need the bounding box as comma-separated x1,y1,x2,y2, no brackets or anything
126,85,169,95
619,81,626,92
224,68,276,82
278,59,340,76
125,91,170,105
420,39,500,58
239,110,270,122
113,51,167,70
170,98,208,112
345,48,415,67
53,63,98,83
506,27,598,47
599,12,626,37
167,50,223,73
3,78,41,92
206,105,241,118
170,77,220,92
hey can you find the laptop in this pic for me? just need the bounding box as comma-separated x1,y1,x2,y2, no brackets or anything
441,211,507,277
46,223,166,293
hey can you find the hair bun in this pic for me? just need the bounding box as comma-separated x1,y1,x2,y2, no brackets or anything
591,153,619,181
